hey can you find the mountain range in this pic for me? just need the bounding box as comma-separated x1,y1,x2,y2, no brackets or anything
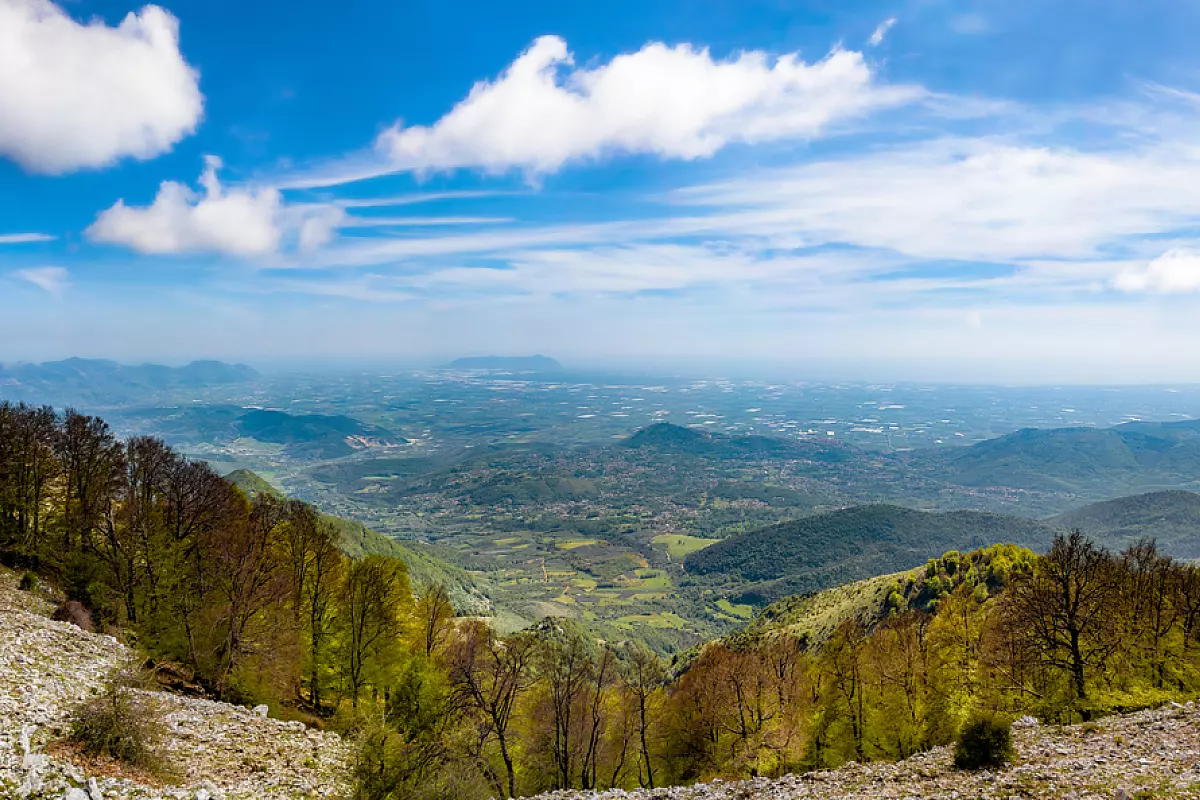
0,358,258,404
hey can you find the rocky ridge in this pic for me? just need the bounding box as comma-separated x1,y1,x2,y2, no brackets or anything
0,569,347,799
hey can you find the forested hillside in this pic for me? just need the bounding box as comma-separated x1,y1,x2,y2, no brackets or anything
1051,490,1200,558
936,424,1200,494
625,421,851,461
226,469,488,614
684,504,1054,603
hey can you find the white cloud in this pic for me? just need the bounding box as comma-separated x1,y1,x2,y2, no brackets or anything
1113,249,1200,293
13,266,69,295
0,233,54,244
374,35,922,176
414,244,893,297
292,205,346,253
869,18,897,46
88,156,283,256
0,0,203,174
674,139,1200,262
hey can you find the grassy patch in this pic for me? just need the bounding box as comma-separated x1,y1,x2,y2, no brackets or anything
613,612,689,630
632,569,673,589
716,598,755,619
651,534,720,559
557,539,598,550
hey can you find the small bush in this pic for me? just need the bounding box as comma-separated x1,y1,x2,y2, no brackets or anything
953,714,1015,770
63,551,105,614
18,571,37,591
69,669,169,774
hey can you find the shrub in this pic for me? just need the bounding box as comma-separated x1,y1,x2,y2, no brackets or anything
18,571,37,591
63,551,103,610
350,719,408,800
69,669,169,774
953,714,1015,770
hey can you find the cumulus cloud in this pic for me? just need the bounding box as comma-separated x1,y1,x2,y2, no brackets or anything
13,266,69,295
88,156,282,256
374,35,922,176
869,18,897,46
0,0,203,174
1113,249,1200,293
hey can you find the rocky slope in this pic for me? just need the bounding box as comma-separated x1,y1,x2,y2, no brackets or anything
533,708,1200,800
0,569,347,799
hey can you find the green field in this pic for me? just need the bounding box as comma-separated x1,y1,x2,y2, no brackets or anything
652,533,720,559
557,538,598,550
715,598,755,620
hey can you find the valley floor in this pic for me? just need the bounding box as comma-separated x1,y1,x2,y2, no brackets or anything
0,568,346,800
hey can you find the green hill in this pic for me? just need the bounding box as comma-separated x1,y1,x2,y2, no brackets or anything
624,422,850,462
684,504,1055,604
224,469,489,614
226,468,282,499
1050,490,1200,558
734,543,1036,648
937,425,1200,495
131,406,404,459
235,409,403,458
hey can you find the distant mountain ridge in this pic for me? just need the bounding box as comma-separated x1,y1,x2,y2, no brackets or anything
0,358,258,403
446,355,562,371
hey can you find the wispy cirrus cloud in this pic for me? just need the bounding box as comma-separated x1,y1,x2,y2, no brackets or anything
869,17,897,46
0,233,55,244
672,137,1200,263
12,266,69,296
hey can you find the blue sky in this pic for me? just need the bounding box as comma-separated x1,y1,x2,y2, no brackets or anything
4,0,1200,381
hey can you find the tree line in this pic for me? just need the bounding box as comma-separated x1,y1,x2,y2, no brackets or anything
0,402,412,708
5,401,1200,799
